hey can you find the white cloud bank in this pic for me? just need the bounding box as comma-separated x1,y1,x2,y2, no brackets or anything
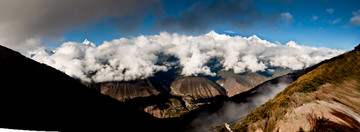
30,31,345,82
350,10,360,26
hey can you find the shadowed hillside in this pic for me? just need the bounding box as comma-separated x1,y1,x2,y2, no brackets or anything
0,45,168,131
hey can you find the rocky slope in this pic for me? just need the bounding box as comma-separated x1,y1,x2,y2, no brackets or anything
232,44,360,132
217,71,271,97
79,52,292,119
171,77,227,99
125,93,189,118
89,80,161,101
83,67,289,118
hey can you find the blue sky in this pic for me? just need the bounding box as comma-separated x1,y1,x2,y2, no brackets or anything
57,0,360,50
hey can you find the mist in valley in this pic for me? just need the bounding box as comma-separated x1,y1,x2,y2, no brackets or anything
188,78,292,132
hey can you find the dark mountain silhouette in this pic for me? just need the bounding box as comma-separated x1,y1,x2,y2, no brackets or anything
0,45,169,131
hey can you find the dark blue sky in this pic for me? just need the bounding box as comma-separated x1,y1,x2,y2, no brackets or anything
60,0,360,50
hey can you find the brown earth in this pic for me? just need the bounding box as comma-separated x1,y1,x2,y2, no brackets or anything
233,45,360,132
171,77,227,99
217,71,271,97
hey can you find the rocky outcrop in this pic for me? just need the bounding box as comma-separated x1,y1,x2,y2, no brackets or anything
144,98,188,118
171,77,227,99
216,71,270,97
98,81,160,101
81,66,290,119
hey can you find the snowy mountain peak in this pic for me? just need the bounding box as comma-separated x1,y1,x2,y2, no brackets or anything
247,35,276,46
82,39,96,47
205,30,231,40
83,39,92,45
248,35,260,40
205,30,220,37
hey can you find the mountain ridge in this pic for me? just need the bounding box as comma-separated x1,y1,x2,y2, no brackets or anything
83,65,287,118
232,44,360,132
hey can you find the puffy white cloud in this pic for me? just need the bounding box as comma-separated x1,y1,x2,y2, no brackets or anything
225,31,235,34
350,10,360,26
281,12,294,22
30,31,345,82
330,18,342,24
311,15,318,21
326,8,335,14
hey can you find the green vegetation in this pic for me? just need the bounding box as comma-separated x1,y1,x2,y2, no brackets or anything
233,47,360,132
